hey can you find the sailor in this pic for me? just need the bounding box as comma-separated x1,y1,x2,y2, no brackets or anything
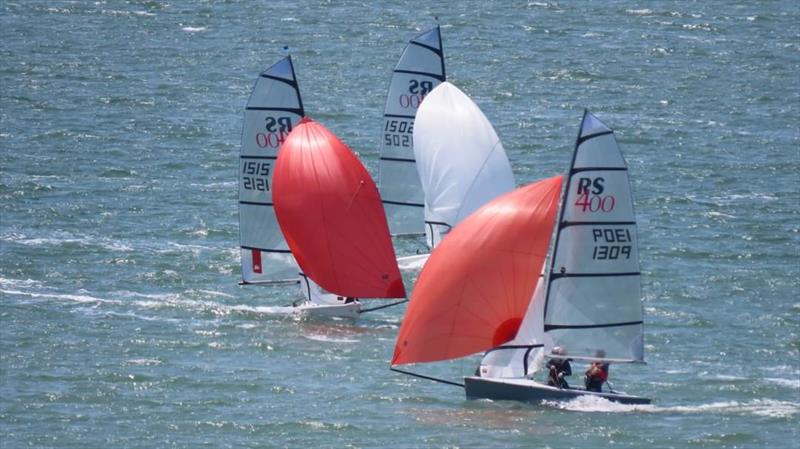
584,350,609,392
546,346,572,389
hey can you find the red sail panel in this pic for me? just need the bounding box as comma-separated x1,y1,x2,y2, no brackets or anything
392,175,563,365
273,117,406,299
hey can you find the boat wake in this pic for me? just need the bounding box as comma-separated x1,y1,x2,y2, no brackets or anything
544,395,799,418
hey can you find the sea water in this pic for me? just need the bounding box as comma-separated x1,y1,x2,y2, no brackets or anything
1,1,798,448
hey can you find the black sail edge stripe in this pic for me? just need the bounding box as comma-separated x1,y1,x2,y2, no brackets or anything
393,69,445,81
239,201,274,206
544,320,643,331
559,220,636,229
549,272,640,281
570,166,627,174
241,245,292,254
245,107,303,115
576,130,614,146
240,155,277,160
384,113,416,119
383,200,424,207
380,156,416,163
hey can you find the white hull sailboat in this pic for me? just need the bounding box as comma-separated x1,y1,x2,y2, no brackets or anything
239,56,403,319
392,111,650,405
463,376,650,405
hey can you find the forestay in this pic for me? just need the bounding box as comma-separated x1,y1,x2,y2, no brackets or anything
542,110,644,363
413,82,516,248
238,56,304,284
378,26,445,236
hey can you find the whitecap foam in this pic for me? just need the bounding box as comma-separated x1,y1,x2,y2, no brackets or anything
764,377,800,389
182,26,206,33
1,288,119,304
547,396,799,418
304,334,359,344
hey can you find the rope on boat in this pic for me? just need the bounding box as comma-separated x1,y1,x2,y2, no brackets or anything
359,299,408,314
390,367,465,388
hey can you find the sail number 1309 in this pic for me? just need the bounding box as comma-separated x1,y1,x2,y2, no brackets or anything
591,228,632,260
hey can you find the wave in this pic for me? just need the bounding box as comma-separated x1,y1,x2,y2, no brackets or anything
303,334,359,344
1,287,120,304
545,396,799,418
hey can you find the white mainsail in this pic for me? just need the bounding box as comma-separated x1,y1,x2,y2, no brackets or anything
542,110,643,363
378,26,445,236
480,110,643,378
239,56,304,284
413,82,515,248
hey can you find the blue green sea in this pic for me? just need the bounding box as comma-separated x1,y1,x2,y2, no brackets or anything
1,1,798,447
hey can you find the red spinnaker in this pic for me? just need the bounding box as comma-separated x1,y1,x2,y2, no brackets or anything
273,117,406,299
392,175,563,365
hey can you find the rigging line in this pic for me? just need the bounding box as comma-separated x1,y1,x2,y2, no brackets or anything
347,180,365,210
390,367,465,388
359,299,408,314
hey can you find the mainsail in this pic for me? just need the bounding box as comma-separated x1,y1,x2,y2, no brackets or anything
378,26,446,236
542,110,644,363
392,176,563,365
273,118,406,299
481,110,644,378
238,56,304,284
413,82,516,248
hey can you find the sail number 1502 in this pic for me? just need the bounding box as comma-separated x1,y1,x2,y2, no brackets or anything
384,119,413,148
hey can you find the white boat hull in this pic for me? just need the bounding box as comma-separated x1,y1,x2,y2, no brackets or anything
294,301,361,319
464,376,651,405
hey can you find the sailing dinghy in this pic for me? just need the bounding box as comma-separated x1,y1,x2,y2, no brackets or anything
392,111,650,405
378,25,445,244
238,55,305,285
273,118,407,317
413,81,515,248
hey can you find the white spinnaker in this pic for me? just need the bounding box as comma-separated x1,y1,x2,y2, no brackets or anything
542,110,644,363
413,82,515,248
239,56,304,284
378,26,445,236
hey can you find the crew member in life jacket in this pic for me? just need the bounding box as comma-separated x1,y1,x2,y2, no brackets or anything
546,346,572,389
584,350,609,392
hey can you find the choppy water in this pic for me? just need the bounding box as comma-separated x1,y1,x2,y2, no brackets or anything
1,1,798,448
